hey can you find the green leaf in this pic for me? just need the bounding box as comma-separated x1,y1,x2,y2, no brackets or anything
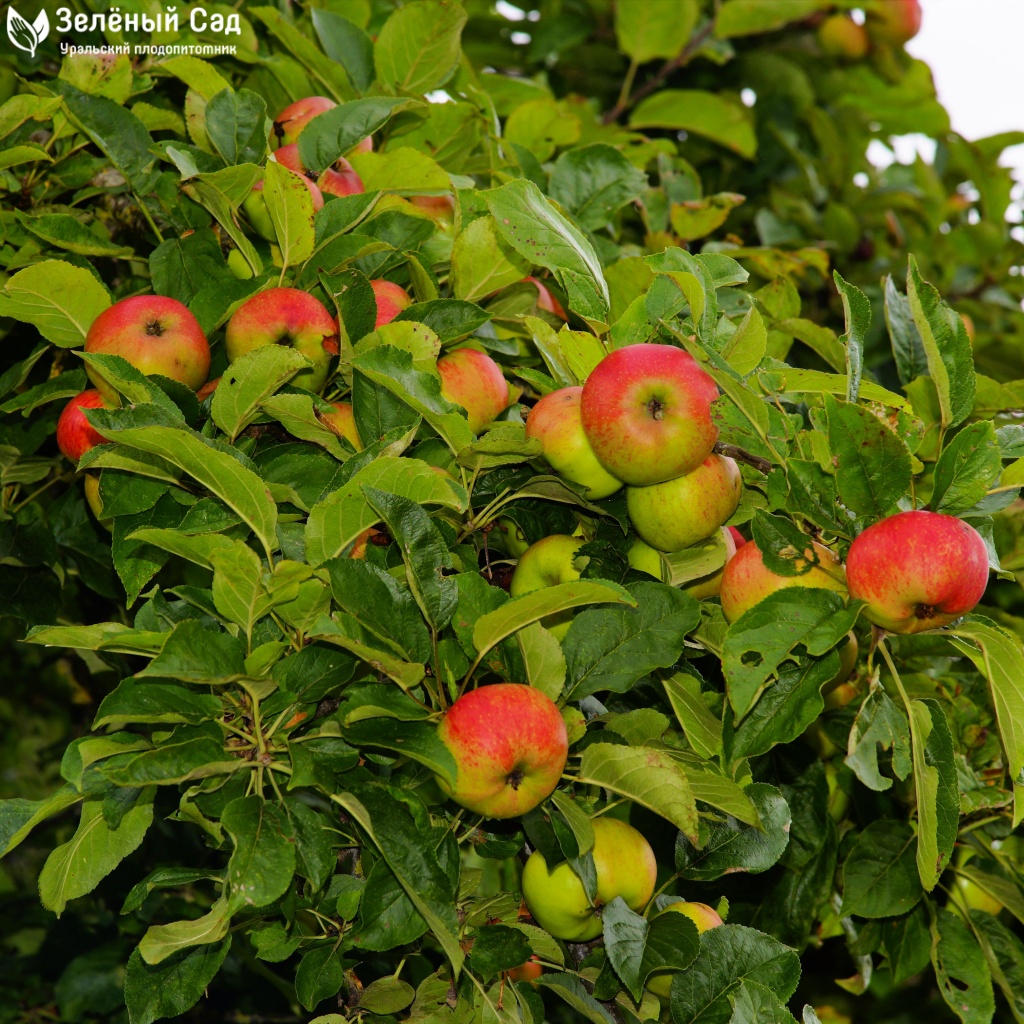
630,90,757,159
931,909,996,1024
662,671,723,760
182,165,263,277
715,0,828,37
205,88,268,166
450,215,532,304
931,421,1001,515
676,783,790,881
615,0,700,62
223,795,296,910
140,620,246,684
723,589,858,719
138,900,232,965
394,299,490,345
972,911,1024,1022
469,925,533,983
0,785,81,857
344,719,456,787
295,945,345,1011
102,726,227,787
825,394,911,519
298,96,420,174
374,0,467,95
845,677,912,791
884,275,927,387
212,346,309,442
150,228,234,306
484,179,611,325
95,681,222,729
360,977,416,1015
721,305,766,376
22,213,134,257
670,924,801,1024
841,819,923,919
259,393,352,462
907,255,975,431
124,939,231,1024
263,159,316,268
39,791,155,916
311,9,375,93
909,699,958,892
729,981,799,1023
833,271,870,403
0,260,110,348
577,743,699,841
210,544,273,639
548,144,647,231
564,582,699,701
516,622,567,700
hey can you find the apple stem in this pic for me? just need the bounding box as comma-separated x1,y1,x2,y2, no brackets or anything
712,441,771,475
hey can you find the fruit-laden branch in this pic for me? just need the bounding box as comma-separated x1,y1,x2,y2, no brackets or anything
713,441,772,475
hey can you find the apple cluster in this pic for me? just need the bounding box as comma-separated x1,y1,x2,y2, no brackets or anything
816,0,921,63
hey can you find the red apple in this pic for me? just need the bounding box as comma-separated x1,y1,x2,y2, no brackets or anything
818,14,870,59
57,389,109,463
274,96,336,146
508,958,542,984
410,194,456,222
320,400,362,450
84,295,211,402
626,455,742,553
275,143,363,199
720,538,847,624
846,510,988,634
580,344,719,486
349,135,373,156
866,0,921,45
525,386,622,500
435,683,568,819
727,526,746,549
370,279,412,328
525,276,568,320
437,348,509,434
196,377,220,401
225,288,339,393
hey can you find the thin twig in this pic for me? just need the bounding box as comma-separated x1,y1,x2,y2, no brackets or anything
713,441,772,474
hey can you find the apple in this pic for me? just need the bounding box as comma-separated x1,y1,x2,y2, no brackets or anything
435,683,568,819
84,295,211,401
521,817,657,941
56,389,110,463
349,526,387,560
370,279,413,328
525,276,568,320
646,901,723,997
866,0,921,45
719,537,847,624
626,455,741,553
954,848,1003,916
525,387,622,500
274,143,363,198
823,633,859,695
727,526,746,549
628,526,737,599
349,135,373,156
320,400,362,450
825,759,850,823
227,248,253,280
580,344,719,486
196,377,220,402
495,518,530,559
225,287,339,393
509,534,586,639
508,958,542,984
410,194,456,222
274,96,335,146
846,511,989,634
243,176,324,242
437,348,510,434
817,14,870,59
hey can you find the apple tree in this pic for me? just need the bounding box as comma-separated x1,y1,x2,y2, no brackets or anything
2,2,1024,1022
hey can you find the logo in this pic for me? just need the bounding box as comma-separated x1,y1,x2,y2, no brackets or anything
7,6,49,57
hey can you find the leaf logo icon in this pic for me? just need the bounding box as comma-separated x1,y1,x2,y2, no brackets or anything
7,7,49,58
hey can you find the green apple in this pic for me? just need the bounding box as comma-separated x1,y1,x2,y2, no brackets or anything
521,817,657,941
496,518,530,558
509,535,587,639
626,455,742,553
525,386,623,500
646,901,723,997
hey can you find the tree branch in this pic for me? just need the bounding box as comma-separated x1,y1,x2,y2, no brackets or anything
713,441,772,475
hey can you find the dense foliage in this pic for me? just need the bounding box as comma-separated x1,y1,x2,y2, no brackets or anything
3,2,1024,1023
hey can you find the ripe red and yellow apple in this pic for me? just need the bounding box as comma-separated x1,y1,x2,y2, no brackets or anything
274,96,335,145
626,455,741,553
525,386,622,500
846,511,988,634
435,683,568,819
818,14,870,59
437,348,510,434
720,538,847,624
646,901,723,997
866,0,921,45
274,143,364,198
320,400,362,450
521,817,657,941
525,276,568,320
581,344,719,486
57,389,110,463
370,279,412,328
225,287,339,393
727,526,746,549
510,534,586,639
410,194,456,222
84,296,211,402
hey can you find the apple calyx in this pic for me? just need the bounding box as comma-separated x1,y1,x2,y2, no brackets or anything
507,768,525,790
646,397,665,421
145,320,165,337
916,603,936,621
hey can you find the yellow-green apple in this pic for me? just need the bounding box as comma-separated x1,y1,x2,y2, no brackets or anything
846,510,989,633
818,14,870,58
225,287,339,393
320,400,362,450
580,344,719,486
525,276,568,320
274,143,364,198
84,295,211,401
410,194,456,222
437,348,510,434
720,537,847,624
626,455,741,553
273,96,335,145
628,527,737,599
866,0,921,45
825,759,850,823
435,683,568,818
823,633,859,695
83,474,112,531
525,387,622,500
954,847,1004,916
370,279,412,328
57,390,110,463
646,901,723,997
496,518,530,558
243,176,324,242
227,248,253,280
510,534,586,639
521,817,657,941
